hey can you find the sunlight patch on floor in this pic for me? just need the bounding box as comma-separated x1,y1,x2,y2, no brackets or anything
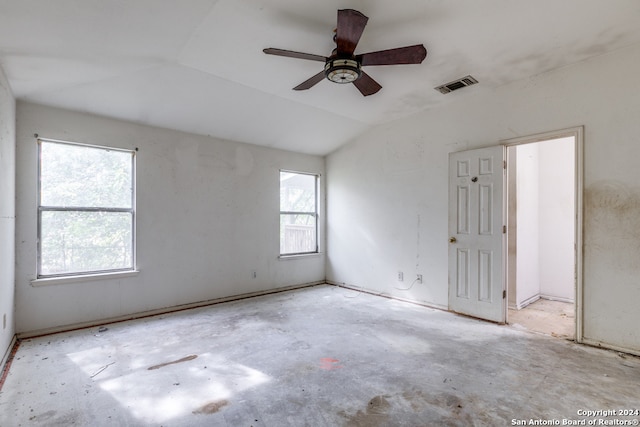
67,350,270,424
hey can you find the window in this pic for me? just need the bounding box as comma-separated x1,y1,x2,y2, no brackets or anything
37,139,136,277
280,171,318,256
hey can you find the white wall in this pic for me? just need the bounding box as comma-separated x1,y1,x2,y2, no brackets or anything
15,102,325,334
515,143,541,307
326,42,640,353
538,138,575,301
512,138,575,308
0,65,16,364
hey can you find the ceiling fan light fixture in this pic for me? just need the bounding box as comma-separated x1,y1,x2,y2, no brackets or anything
324,58,361,84
263,9,427,95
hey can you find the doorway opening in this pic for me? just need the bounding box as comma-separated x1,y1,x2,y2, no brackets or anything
504,129,582,340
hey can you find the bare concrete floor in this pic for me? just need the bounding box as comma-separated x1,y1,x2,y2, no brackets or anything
1,285,639,426
508,299,575,339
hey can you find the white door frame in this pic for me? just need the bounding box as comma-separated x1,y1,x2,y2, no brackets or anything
501,126,584,343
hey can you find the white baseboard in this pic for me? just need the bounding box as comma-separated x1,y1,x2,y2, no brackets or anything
539,294,575,304
514,294,541,310
511,294,575,310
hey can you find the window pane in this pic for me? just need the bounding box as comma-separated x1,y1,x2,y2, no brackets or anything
40,142,132,208
40,211,133,275
280,214,316,254
280,172,316,212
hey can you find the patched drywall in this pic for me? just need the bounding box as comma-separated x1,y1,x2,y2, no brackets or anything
15,103,325,334
0,65,16,363
327,42,640,353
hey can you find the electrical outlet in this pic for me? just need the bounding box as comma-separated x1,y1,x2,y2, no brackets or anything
252,270,257,279
417,274,423,284
397,271,404,282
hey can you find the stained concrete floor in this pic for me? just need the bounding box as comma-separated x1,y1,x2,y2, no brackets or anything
1,285,639,426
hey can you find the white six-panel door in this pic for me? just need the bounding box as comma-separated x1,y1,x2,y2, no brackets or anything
448,146,506,323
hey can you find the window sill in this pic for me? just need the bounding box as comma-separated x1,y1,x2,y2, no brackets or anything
278,252,323,260
31,270,140,287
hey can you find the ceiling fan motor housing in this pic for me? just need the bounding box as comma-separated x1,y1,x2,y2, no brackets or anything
324,58,361,83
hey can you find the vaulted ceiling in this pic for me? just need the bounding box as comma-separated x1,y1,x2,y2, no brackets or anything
1,0,639,155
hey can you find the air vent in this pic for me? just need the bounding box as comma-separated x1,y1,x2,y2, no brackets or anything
435,75,478,94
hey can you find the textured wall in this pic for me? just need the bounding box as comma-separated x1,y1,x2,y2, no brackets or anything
15,103,325,334
327,43,640,354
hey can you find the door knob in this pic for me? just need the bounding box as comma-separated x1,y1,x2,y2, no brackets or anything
449,237,457,243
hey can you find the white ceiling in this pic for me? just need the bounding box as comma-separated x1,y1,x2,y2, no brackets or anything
1,1,639,155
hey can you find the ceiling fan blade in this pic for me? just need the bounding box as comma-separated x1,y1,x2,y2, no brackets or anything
357,44,427,66
353,71,382,96
263,48,327,62
293,70,326,91
336,9,368,56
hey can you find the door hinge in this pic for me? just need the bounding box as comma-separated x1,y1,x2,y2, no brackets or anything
503,160,507,169
503,225,506,234
503,290,506,299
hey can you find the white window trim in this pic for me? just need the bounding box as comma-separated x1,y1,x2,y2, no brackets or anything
36,137,137,279
31,269,140,287
278,252,323,260
279,170,320,257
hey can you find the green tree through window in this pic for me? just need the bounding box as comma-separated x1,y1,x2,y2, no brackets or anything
38,139,135,277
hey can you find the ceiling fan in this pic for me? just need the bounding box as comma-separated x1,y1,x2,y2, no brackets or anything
263,9,427,96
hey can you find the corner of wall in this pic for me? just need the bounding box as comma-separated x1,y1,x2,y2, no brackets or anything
0,64,17,370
